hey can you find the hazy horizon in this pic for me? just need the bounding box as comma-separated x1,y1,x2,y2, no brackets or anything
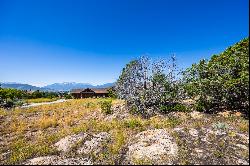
0,81,116,88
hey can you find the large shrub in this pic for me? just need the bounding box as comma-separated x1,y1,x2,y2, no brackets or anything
0,88,61,108
115,55,183,117
0,88,27,108
0,88,25,101
183,38,249,114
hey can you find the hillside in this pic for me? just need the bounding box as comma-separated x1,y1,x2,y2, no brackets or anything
0,98,248,165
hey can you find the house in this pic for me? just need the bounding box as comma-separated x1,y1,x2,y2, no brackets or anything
70,88,109,99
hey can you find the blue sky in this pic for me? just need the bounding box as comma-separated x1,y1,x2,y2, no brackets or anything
0,0,249,87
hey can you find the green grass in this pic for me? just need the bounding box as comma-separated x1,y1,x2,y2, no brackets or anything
123,118,144,129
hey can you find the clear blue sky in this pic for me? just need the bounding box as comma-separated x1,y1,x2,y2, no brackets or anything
0,0,249,87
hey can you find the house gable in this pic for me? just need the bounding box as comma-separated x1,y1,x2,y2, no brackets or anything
70,87,111,98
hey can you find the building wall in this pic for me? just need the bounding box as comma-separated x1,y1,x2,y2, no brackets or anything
72,93,81,99
71,92,108,99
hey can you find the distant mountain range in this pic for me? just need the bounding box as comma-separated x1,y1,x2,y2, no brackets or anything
43,82,115,91
0,82,53,91
0,82,115,91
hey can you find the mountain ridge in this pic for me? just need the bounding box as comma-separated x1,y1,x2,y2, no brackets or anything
0,82,115,91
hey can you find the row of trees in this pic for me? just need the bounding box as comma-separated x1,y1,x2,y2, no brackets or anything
0,88,72,108
115,38,249,117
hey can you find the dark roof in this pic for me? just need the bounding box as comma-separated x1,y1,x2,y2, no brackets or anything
71,88,109,94
91,88,109,93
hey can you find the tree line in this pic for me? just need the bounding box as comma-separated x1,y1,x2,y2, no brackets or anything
0,88,72,108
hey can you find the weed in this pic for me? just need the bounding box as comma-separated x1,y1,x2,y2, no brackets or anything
72,122,88,134
0,108,7,116
132,157,153,165
212,122,229,130
238,121,249,133
166,117,182,128
123,118,144,129
100,100,113,114
109,129,127,155
213,150,224,158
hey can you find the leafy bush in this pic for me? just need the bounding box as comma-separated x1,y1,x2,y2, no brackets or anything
160,103,188,113
195,99,211,112
0,88,27,108
183,38,249,115
3,99,15,109
107,88,117,98
64,94,73,99
100,100,113,114
0,88,25,101
14,100,25,107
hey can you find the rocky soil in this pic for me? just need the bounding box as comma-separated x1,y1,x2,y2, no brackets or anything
0,99,248,165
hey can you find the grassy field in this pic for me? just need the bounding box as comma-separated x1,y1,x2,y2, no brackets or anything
0,98,248,165
25,98,59,104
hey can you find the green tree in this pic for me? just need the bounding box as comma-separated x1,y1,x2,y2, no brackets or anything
183,38,249,114
107,87,117,98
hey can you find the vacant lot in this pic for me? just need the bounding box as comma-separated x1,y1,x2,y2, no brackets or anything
0,98,248,165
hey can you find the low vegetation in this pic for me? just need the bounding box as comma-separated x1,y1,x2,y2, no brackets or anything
100,100,113,114
0,98,248,165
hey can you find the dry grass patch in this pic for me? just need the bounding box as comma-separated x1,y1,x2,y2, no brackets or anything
8,138,57,164
1,98,249,165
8,116,30,133
36,115,58,130
238,121,249,133
149,116,182,129
25,98,59,104
0,108,7,116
